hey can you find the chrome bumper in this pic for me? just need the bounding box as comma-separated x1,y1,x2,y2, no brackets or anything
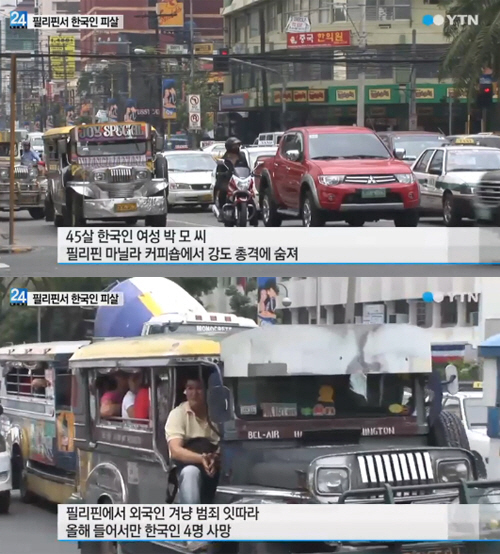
0,186,45,210
169,189,213,205
83,196,167,220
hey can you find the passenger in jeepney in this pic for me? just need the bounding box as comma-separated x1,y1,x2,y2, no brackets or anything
121,371,142,419
133,379,150,422
99,371,129,418
164,373,220,505
30,363,49,396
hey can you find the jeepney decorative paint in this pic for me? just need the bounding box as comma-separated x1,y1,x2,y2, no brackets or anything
76,123,149,141
56,411,75,452
76,155,149,169
29,420,56,464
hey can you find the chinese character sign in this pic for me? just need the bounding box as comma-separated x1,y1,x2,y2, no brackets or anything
287,31,351,49
162,79,177,120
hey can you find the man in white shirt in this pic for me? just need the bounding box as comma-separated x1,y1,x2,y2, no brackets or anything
121,372,142,419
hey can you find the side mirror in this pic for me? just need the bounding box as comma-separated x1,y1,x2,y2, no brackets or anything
444,364,459,396
286,149,300,162
57,139,67,155
207,385,232,423
156,136,164,152
394,147,406,160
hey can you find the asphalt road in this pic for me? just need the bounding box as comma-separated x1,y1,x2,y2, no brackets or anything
0,491,78,554
0,208,470,276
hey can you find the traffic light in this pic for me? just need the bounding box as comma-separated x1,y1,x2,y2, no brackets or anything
213,48,230,72
477,83,493,109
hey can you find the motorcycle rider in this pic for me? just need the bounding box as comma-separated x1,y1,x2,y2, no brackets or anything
213,137,249,222
20,140,41,166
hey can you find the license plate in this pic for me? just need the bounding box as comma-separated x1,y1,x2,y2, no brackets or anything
361,188,386,198
114,202,137,213
201,194,212,202
402,545,464,554
476,207,491,220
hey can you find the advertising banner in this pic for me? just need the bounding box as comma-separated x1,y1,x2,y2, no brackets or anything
157,0,184,28
49,36,76,80
287,31,351,49
162,78,177,120
257,278,278,326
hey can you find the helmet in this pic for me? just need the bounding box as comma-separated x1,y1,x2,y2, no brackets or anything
22,140,30,147
225,137,242,150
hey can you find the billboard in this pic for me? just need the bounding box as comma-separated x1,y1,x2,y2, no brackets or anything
257,277,278,326
49,36,76,80
157,1,184,28
162,78,177,120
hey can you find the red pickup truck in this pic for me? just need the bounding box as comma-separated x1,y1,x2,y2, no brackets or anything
258,126,420,227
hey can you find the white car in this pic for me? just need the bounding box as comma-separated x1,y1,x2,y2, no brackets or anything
202,142,226,160
443,388,490,464
29,131,44,160
162,150,216,208
0,406,11,513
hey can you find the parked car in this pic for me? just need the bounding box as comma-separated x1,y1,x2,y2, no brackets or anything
412,145,500,225
258,126,420,227
448,134,500,148
378,131,448,164
253,131,284,146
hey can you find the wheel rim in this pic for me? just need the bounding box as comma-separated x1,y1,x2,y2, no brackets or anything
444,197,452,223
303,199,311,226
262,195,270,223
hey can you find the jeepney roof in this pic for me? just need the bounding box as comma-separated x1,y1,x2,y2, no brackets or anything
220,324,433,378
69,334,222,368
0,130,29,142
43,126,75,138
0,340,89,361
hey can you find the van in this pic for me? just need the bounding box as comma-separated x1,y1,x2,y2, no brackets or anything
254,132,283,146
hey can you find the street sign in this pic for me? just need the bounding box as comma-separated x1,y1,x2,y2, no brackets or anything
194,43,214,55
188,94,201,113
166,44,187,55
189,112,201,129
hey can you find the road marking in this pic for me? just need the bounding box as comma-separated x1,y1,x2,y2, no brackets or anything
0,263,10,269
168,218,218,227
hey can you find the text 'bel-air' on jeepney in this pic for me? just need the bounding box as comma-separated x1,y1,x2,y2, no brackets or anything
0,129,47,220
42,122,168,227
0,341,89,512
62,324,500,554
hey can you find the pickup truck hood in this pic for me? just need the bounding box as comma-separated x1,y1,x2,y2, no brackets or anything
311,158,410,174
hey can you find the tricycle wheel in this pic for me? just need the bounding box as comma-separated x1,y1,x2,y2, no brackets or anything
145,213,167,227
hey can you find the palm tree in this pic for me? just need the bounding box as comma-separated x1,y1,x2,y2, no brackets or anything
439,0,500,98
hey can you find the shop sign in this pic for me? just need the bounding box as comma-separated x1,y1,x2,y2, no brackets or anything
273,90,293,103
416,88,435,100
219,93,249,110
293,90,308,103
287,30,351,49
336,89,357,102
369,88,392,101
308,90,327,103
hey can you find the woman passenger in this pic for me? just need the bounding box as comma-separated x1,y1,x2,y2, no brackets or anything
99,371,129,418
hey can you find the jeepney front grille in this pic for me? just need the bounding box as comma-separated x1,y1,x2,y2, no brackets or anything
357,451,434,496
14,167,29,179
100,183,138,199
344,174,398,185
477,181,500,205
109,168,133,183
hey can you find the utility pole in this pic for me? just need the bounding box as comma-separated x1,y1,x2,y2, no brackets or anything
345,277,357,324
448,92,453,135
259,8,270,130
189,0,195,147
154,14,164,137
63,44,68,110
356,2,366,127
40,48,46,132
409,29,417,131
9,54,17,247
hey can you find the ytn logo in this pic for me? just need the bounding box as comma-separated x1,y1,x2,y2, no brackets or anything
422,14,479,26
422,291,479,303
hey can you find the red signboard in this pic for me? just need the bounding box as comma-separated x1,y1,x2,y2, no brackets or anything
287,30,351,49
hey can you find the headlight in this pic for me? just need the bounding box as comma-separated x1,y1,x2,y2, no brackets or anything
93,171,106,182
135,170,149,180
170,183,190,190
395,173,415,184
236,180,250,191
316,468,349,494
437,460,471,483
29,167,38,178
0,169,8,181
318,175,345,186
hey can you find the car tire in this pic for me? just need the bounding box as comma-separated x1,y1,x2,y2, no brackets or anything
345,216,365,227
443,193,462,227
393,209,419,227
471,450,488,480
0,490,10,514
19,468,35,503
28,208,45,220
145,213,167,227
261,187,282,227
44,194,54,222
70,192,86,227
429,410,470,450
123,218,138,225
301,190,325,227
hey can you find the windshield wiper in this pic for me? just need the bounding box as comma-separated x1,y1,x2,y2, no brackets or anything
311,156,341,160
343,155,389,159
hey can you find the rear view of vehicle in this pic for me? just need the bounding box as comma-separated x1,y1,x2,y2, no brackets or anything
223,166,258,227
378,132,448,164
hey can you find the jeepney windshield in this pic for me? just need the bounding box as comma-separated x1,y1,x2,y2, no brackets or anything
231,373,417,419
76,141,148,157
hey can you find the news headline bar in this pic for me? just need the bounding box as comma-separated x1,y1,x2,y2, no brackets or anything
9,289,124,307
57,228,500,265
57,504,497,541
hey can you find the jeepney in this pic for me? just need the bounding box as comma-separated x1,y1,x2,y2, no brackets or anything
43,122,168,227
0,129,47,219
0,340,89,504
69,326,500,554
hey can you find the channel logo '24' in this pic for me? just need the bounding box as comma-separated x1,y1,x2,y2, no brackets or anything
10,11,28,29
10,288,28,305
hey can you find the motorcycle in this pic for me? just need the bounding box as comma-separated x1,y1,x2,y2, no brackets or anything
212,162,258,227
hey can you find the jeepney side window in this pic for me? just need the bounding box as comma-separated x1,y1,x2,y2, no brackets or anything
55,369,73,411
5,362,49,399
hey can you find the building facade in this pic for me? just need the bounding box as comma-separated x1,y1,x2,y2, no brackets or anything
203,276,485,351
220,0,486,137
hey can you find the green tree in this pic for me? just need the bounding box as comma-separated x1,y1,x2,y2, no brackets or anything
439,1,500,96
225,278,258,320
